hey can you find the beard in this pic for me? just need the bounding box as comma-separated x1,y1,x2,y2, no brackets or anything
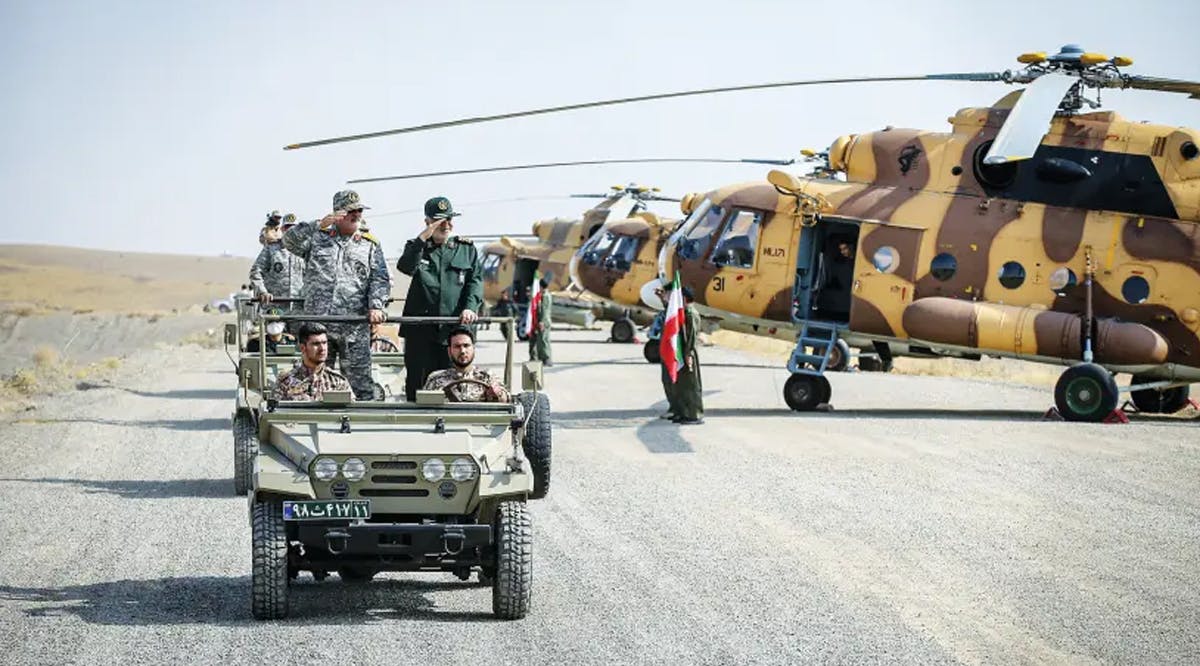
451,353,473,369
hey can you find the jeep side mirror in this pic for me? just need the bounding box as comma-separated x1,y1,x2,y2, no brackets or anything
224,323,237,345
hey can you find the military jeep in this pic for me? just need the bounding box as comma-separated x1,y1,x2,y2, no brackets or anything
247,314,551,621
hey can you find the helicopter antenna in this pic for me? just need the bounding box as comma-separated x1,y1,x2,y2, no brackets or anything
347,157,794,184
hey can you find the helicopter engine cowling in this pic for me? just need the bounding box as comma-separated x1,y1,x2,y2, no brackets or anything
902,297,1168,366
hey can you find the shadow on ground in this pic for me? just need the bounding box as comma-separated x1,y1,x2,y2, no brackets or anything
0,576,493,626
0,477,233,499
15,417,229,432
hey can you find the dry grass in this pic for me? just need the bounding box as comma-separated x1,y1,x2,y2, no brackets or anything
711,330,1065,389
180,329,223,349
0,348,123,414
0,253,246,314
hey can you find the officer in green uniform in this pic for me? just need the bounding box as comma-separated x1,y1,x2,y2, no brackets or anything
657,283,681,421
529,278,553,366
396,196,483,402
673,286,704,425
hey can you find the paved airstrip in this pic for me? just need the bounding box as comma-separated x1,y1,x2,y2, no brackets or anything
0,327,1197,664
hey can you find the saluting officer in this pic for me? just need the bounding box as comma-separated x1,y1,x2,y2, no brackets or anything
283,190,390,401
396,196,483,402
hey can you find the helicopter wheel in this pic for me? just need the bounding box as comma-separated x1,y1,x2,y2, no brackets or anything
810,340,850,372
783,373,831,412
643,339,661,364
611,318,635,344
1054,363,1119,422
1129,375,1191,414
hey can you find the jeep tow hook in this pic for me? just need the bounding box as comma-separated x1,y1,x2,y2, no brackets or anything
442,530,466,556
324,530,350,555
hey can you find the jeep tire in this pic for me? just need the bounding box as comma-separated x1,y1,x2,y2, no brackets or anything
516,391,552,499
233,411,256,496
491,500,532,620
251,498,289,620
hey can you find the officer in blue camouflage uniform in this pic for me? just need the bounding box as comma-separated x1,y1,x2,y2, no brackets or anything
396,196,483,402
249,211,305,307
283,190,390,400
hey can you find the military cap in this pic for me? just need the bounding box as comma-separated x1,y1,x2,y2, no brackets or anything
446,324,476,343
282,213,296,225
424,196,461,220
333,190,369,213
265,209,282,226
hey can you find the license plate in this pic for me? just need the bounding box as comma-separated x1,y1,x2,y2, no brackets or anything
282,500,371,521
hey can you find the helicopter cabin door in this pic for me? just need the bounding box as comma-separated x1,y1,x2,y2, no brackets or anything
701,208,768,313
848,221,924,337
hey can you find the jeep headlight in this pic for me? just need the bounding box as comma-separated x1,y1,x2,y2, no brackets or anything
341,457,367,482
312,457,338,481
450,457,477,482
421,458,446,482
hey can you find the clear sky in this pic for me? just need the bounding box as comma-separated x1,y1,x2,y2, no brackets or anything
1,0,1197,258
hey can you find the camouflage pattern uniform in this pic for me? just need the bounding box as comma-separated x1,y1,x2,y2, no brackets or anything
249,242,305,301
273,363,351,401
283,190,390,400
371,337,399,353
529,291,552,364
423,366,510,403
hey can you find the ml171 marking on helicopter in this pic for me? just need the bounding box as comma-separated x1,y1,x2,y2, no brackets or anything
288,44,1200,422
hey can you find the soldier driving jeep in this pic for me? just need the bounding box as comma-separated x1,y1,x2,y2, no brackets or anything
423,326,510,402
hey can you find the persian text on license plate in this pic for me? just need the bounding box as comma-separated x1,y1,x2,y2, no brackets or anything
282,500,370,521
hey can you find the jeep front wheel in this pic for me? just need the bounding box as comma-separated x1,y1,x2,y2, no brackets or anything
492,500,532,620
232,411,256,496
251,498,289,620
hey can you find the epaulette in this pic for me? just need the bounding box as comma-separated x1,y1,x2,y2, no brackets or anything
454,236,473,245
360,232,380,245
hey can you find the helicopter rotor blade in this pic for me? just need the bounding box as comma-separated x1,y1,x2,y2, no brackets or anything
1120,75,1200,99
286,75,975,150
347,157,795,184
983,73,1078,165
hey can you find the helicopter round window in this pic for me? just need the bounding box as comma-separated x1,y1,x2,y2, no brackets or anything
930,253,957,281
872,246,898,274
1122,275,1150,304
972,140,1019,190
1048,267,1077,295
997,261,1026,289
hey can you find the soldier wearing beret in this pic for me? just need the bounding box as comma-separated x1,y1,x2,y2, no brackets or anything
283,190,390,401
396,196,483,402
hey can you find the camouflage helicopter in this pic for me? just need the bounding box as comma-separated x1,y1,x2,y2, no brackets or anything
286,44,1200,422
349,162,789,342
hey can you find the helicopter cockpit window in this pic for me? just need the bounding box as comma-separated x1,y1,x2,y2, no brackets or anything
482,254,502,281
678,204,724,261
582,232,616,266
710,209,762,269
604,236,640,271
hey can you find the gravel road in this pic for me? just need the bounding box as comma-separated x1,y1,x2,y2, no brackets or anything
1,327,1197,665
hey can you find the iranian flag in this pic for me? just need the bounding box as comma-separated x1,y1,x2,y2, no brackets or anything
659,272,686,383
522,272,542,338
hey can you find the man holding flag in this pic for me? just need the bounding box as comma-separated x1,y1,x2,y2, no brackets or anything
525,275,553,366
658,274,703,424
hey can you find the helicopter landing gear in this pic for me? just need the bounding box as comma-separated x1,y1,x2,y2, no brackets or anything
1054,363,1119,422
611,318,635,344
1129,375,1191,414
783,373,831,412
